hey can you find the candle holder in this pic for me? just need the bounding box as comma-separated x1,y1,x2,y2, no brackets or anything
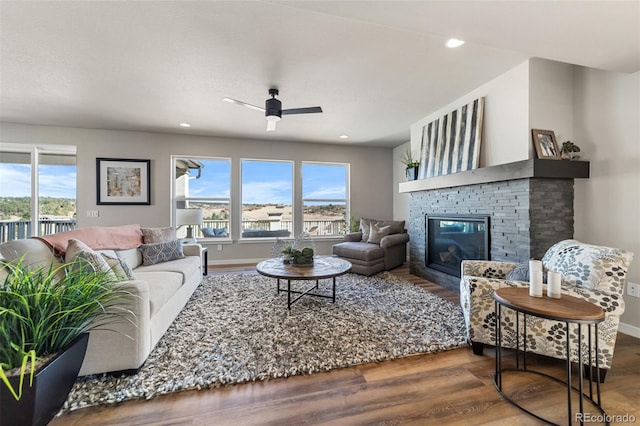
547,271,562,298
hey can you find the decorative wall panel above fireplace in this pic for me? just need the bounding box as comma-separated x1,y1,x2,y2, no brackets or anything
418,97,484,179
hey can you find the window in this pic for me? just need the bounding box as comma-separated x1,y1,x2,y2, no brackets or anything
0,143,77,242
302,162,349,236
173,157,231,239
241,160,293,239
171,157,348,241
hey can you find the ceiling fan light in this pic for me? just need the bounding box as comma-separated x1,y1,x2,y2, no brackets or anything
266,115,281,122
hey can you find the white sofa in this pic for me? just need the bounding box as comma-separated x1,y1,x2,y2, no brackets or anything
0,225,203,376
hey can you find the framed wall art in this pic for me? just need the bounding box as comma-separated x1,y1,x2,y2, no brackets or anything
418,97,484,179
96,158,151,205
531,129,560,159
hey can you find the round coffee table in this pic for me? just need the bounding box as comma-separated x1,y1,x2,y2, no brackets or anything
256,256,352,310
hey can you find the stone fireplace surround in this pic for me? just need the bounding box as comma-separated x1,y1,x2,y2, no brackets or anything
399,159,590,292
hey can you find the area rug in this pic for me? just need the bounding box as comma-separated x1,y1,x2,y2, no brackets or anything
62,272,467,412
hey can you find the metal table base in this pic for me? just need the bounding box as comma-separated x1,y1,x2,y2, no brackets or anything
494,301,609,425
277,277,337,310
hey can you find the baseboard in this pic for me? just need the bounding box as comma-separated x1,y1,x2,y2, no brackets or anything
618,322,640,339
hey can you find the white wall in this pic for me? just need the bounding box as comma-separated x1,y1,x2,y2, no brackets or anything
393,141,411,224
529,58,574,154
572,68,640,335
0,123,394,263
410,60,530,167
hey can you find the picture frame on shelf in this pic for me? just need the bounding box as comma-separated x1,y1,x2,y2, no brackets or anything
531,129,560,159
96,158,151,205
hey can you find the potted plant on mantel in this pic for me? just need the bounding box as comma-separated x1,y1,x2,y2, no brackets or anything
401,148,420,181
560,141,581,160
0,258,133,426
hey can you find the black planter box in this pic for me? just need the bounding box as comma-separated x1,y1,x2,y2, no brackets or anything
0,333,89,426
406,166,419,181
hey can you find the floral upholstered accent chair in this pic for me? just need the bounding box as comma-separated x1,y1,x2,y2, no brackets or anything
460,239,634,382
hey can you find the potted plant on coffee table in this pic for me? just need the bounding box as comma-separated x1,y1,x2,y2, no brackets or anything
400,148,420,181
0,258,133,426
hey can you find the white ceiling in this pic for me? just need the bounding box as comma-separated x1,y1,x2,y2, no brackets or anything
1,1,638,148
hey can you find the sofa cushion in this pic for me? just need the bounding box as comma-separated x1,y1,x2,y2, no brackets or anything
202,227,227,237
65,239,119,280
367,224,392,244
115,248,143,270
141,227,176,244
332,241,384,262
135,271,183,317
101,253,135,281
134,256,201,287
505,261,548,283
360,218,405,241
0,238,62,270
542,239,634,293
241,229,290,238
140,240,185,265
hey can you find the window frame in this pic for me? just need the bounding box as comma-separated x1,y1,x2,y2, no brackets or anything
240,158,294,240
171,155,232,241
301,161,350,238
0,143,77,240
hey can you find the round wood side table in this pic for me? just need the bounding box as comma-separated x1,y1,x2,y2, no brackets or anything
493,287,607,425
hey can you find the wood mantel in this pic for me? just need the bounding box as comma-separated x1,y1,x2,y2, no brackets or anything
399,158,589,193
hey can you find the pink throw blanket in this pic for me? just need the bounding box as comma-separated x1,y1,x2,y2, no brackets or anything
35,224,144,256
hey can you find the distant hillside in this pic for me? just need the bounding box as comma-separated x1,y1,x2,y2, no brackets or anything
0,197,76,220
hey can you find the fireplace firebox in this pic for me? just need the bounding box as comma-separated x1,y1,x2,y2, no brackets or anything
425,215,490,277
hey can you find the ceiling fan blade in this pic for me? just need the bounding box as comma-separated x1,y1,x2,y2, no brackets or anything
266,120,277,132
281,106,323,115
223,97,265,112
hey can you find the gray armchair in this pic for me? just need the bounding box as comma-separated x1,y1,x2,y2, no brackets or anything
332,218,409,276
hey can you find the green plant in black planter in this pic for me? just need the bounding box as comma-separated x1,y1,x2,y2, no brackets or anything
400,148,420,180
0,258,134,426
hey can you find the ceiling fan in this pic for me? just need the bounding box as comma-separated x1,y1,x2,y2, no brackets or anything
224,88,322,132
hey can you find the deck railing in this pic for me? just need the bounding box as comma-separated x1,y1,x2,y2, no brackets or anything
0,219,77,243
195,219,346,237
0,218,347,243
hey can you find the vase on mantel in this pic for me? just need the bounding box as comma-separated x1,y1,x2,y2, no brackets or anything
406,166,419,181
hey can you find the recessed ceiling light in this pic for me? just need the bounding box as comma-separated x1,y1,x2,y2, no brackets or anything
179,123,191,128
446,38,465,48
339,135,349,139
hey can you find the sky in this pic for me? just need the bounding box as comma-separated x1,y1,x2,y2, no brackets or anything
0,164,77,198
189,160,347,205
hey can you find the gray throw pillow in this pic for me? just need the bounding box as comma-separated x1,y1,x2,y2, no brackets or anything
65,239,118,280
506,261,548,283
140,240,185,265
141,227,176,244
367,224,392,244
101,253,135,280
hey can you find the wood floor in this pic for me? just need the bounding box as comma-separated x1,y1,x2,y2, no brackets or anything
52,265,640,425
